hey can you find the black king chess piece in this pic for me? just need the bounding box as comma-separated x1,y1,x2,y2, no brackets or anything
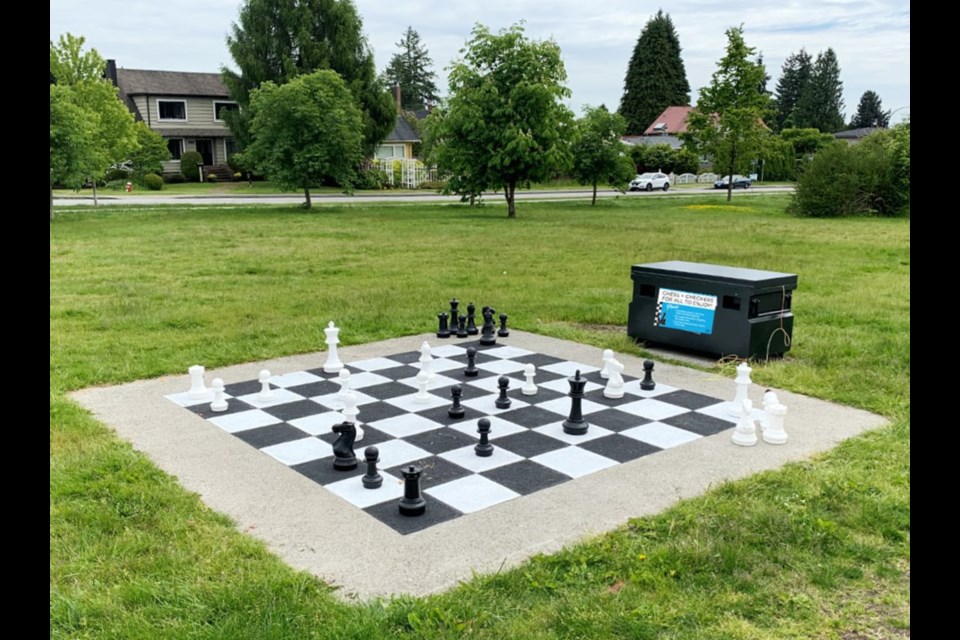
332,421,358,470
475,418,494,457
479,308,497,346
362,446,383,489
436,312,451,339
561,370,590,435
466,302,479,335
640,359,656,391
498,313,510,337
398,464,426,516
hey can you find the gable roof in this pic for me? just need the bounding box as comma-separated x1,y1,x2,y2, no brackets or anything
385,115,420,143
115,68,230,98
644,106,694,135
834,127,881,139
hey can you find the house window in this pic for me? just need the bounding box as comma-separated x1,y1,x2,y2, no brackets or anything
158,99,187,121
375,144,405,160
213,101,238,122
167,138,183,160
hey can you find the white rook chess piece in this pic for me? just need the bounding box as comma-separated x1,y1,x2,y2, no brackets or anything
257,369,274,403
762,402,788,445
731,398,758,446
728,361,753,418
414,369,431,403
600,349,614,380
188,365,208,399
419,341,435,380
522,363,538,396
603,358,625,399
323,321,343,373
210,378,228,412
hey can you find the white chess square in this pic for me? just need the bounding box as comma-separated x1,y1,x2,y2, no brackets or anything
165,390,215,407
535,396,608,416
439,445,524,473
425,475,520,514
620,422,702,448
208,409,280,433
397,373,461,391
429,344,468,358
324,473,405,509
539,361,600,377
310,390,378,410
696,402,755,424
615,398,690,421
345,371,393,389
461,394,530,415
261,437,330,465
530,446,618,479
372,439,432,466
349,357,405,372
538,377,603,395
236,388,305,408
448,415,527,440
481,346,535,359
368,414,445,438
270,371,325,388
532,421,614,444
288,411,345,436
385,392,450,413
622,382,679,398
475,359,527,375
413,357,463,374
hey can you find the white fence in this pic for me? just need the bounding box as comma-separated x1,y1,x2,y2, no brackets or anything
375,159,438,189
696,173,719,183
675,173,698,184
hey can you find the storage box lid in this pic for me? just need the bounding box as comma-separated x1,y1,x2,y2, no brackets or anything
631,261,797,287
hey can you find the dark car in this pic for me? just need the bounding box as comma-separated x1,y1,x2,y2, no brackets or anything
714,175,751,189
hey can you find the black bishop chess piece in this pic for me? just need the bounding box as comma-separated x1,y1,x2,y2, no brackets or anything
398,464,426,517
362,446,383,489
561,370,590,435
436,312,451,339
475,417,494,457
498,313,510,337
495,376,512,409
640,359,656,391
466,302,479,335
456,313,468,338
480,308,497,346
449,298,460,328
464,347,479,377
449,385,466,419
332,421,358,470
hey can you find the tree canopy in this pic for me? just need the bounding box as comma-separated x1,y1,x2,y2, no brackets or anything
570,106,636,205
243,70,364,209
618,11,690,135
793,48,845,133
850,90,891,129
772,49,812,132
424,23,574,218
221,0,395,155
381,27,439,112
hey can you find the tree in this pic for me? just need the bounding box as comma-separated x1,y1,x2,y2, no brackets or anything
243,70,364,209
683,25,772,202
221,0,395,155
570,106,636,205
794,48,845,133
772,49,812,131
50,84,96,219
381,27,439,112
427,23,574,218
128,122,171,180
618,11,690,135
850,90,891,129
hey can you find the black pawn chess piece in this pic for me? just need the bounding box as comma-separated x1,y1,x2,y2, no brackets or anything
562,370,589,435
436,312,451,339
495,376,512,409
498,313,510,337
475,417,493,457
449,298,460,327
480,308,497,346
398,464,426,517
640,359,656,391
466,302,479,335
362,446,383,489
456,313,468,338
332,421,358,470
464,347,479,377
449,385,466,419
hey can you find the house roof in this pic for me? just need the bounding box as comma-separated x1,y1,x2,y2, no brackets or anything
385,115,420,143
834,127,881,139
150,128,232,138
621,134,683,150
116,68,230,98
643,106,694,135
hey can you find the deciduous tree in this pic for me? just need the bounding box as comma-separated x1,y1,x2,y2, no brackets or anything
50,84,95,219
570,106,635,205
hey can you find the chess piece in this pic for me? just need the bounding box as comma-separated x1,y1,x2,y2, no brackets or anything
475,418,493,457
731,398,758,446
562,370,589,435
728,362,753,417
337,368,354,403
495,376,511,409
419,341,435,380
760,389,780,432
323,321,343,373
521,363,538,395
498,313,510,337
603,358,625,399
456,314,468,338
640,360,656,391
480,308,497,346
436,312,451,339
448,298,460,329
398,464,426,516
339,392,363,442
257,369,273,402
448,385,466,419
362,446,383,489
466,302,479,335
188,365,208,399
414,369,431,403
600,349,614,379
762,402,789,445
332,421,358,469
464,347,479,377
210,378,228,412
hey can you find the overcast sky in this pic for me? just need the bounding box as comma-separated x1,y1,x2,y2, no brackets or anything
50,0,911,126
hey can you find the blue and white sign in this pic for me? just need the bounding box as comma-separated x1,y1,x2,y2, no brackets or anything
654,288,718,335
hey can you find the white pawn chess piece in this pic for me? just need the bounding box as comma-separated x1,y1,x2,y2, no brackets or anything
600,349,614,380
337,368,354,405
188,364,208,399
257,369,274,402
728,361,753,418
603,358,625,399
419,341,435,380
521,363,538,396
731,398,758,446
323,321,343,373
339,392,363,442
761,389,780,432
414,369,431,404
762,402,788,445
210,378,228,412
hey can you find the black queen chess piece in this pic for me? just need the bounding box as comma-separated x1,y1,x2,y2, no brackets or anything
398,464,426,517
561,370,590,435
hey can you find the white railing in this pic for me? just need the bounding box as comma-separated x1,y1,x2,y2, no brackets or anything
676,173,698,184
375,159,437,188
697,172,719,183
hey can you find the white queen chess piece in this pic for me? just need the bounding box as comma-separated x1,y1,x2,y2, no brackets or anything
323,321,343,373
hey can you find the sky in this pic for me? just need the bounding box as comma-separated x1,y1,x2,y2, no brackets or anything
50,0,911,127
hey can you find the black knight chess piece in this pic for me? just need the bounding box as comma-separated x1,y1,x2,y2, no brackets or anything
332,421,358,470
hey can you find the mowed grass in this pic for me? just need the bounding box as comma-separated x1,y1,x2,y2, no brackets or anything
50,195,909,639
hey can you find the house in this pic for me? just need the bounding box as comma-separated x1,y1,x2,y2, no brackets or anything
105,60,237,178
373,84,422,160
620,106,693,150
833,127,882,144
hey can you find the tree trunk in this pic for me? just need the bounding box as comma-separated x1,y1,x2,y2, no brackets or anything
92,180,98,207
592,181,597,206
303,185,312,210
506,181,516,218
726,152,736,203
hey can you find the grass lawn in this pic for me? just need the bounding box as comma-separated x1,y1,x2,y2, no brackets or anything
50,194,909,639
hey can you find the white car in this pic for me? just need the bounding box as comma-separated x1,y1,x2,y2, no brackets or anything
628,172,670,192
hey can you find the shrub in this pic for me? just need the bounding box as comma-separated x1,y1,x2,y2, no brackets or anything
142,173,163,190
105,167,131,182
104,179,128,191
233,172,244,181
179,151,204,182
164,173,186,184
418,179,447,191
354,167,390,190
206,173,218,183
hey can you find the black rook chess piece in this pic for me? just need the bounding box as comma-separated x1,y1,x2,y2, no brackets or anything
457,314,468,338
640,360,656,390
398,464,426,517
332,421,358,470
498,313,510,337
480,308,497,345
464,347,479,377
449,385,466,419
436,312,451,339
561,370,589,435
466,302,479,335
362,446,383,489
495,376,511,409
475,418,493,457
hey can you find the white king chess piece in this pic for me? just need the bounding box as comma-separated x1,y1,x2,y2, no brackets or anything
323,321,343,373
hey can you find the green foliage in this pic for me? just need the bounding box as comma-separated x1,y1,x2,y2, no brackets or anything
221,0,394,155
571,106,634,204
850,90,891,129
244,70,364,208
142,173,163,190
618,10,690,135
163,173,186,184
425,23,574,217
759,128,839,180
381,27,439,111
50,32,106,85
354,166,390,190
178,151,204,182
104,167,131,182
773,49,812,132
50,83,96,195
206,173,218,183
794,48,845,133
128,122,170,179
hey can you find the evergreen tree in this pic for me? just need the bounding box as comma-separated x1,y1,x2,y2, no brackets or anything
381,27,439,112
773,49,813,132
850,90,890,128
221,0,395,155
794,48,845,133
618,10,690,135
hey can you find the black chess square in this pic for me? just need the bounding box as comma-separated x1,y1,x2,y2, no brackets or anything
405,428,478,455
576,434,662,463
656,390,726,411
480,460,569,495
662,411,734,436
234,423,311,449
494,430,568,458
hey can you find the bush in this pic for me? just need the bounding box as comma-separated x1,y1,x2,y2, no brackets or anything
179,151,204,182
418,179,447,191
104,179,128,191
354,167,390,190
105,167,132,182
164,173,185,184
205,173,218,183
233,172,244,181
142,173,163,190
